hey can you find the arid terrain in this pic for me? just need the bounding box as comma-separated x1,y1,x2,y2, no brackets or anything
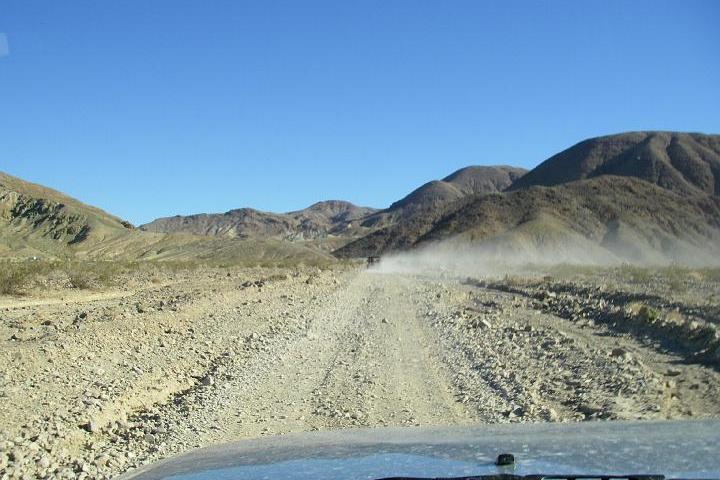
1,263,719,479
3,132,719,267
3,0,719,471
2,130,720,479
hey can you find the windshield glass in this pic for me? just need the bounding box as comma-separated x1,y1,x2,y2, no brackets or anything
1,2,718,479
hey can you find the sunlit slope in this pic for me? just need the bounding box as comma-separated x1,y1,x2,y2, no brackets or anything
141,200,378,240
508,131,720,196
0,171,133,258
361,165,527,229
0,171,334,264
336,176,720,264
337,132,720,264
425,177,720,264
83,231,336,264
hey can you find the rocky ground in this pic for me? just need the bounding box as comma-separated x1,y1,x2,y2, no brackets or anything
1,265,719,479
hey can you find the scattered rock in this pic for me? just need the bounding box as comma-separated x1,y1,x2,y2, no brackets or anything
81,420,101,434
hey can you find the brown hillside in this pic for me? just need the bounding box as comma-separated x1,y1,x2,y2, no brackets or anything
0,171,335,265
508,132,720,196
361,165,527,228
336,176,720,264
0,171,132,258
141,200,377,241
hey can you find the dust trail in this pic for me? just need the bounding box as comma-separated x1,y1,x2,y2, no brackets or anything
368,233,720,278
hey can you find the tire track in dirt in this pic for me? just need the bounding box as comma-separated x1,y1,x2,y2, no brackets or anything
149,273,483,452
5,268,720,480
310,274,476,428
114,271,720,479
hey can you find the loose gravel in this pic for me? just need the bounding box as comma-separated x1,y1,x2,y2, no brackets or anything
1,267,719,479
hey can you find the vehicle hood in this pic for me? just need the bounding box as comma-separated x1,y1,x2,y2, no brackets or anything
120,420,720,480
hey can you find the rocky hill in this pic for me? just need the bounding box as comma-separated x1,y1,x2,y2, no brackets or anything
361,165,527,228
141,208,294,238
141,166,525,241
508,131,720,196
336,176,720,264
423,176,720,264
336,133,720,264
0,171,133,258
141,200,377,240
4,131,719,266
0,171,336,264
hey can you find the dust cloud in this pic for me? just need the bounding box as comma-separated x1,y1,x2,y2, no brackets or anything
368,234,720,278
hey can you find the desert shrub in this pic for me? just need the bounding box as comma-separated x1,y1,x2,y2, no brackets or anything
662,265,688,292
0,260,55,295
61,261,126,289
642,305,658,322
92,261,123,285
0,265,28,294
154,260,201,273
502,274,523,287
619,265,652,284
66,268,93,289
548,263,601,279
634,304,660,323
694,268,720,282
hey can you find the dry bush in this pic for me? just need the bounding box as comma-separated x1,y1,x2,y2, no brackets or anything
661,265,688,292
65,266,93,289
501,274,524,287
62,261,128,289
0,260,54,295
694,268,720,282
92,262,123,285
545,263,607,280
0,265,28,295
618,265,652,284
627,302,660,323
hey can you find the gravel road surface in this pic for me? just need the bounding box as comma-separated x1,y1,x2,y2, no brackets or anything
2,267,719,479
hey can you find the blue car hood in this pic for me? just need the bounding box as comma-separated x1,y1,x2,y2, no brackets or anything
120,420,720,480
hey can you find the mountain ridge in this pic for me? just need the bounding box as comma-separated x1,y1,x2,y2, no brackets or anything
360,165,527,229
334,175,720,264
2,131,719,265
140,200,378,240
334,132,720,263
0,171,133,257
508,131,720,196
140,165,526,240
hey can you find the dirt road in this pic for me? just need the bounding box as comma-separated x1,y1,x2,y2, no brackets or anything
2,268,720,479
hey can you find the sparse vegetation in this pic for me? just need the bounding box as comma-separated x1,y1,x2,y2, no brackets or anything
501,274,523,287
67,268,93,289
618,265,653,284
0,258,349,296
636,304,660,323
0,260,54,295
0,264,29,295
0,260,185,295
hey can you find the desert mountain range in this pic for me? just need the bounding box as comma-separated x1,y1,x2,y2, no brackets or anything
141,200,378,240
2,131,719,265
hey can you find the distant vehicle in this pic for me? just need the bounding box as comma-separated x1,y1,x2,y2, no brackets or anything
367,256,380,267
119,420,720,480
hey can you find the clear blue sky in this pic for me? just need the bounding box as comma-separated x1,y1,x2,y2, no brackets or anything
1,1,718,225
